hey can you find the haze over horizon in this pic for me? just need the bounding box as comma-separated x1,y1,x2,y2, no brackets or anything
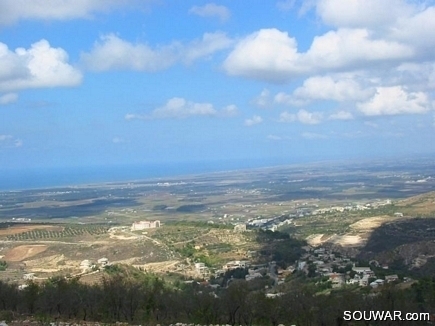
1,0,435,173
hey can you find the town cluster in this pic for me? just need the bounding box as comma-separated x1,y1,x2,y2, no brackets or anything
292,246,407,289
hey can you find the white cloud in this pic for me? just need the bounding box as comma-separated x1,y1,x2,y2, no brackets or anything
279,109,323,124
297,109,323,124
152,98,217,119
364,121,379,128
274,92,308,106
292,75,374,102
223,29,302,82
0,93,18,105
244,115,263,126
220,104,239,117
252,89,272,108
82,32,233,71
357,86,431,116
81,34,177,72
267,134,282,140
112,137,124,144
279,111,296,123
189,3,231,22
301,132,327,139
276,0,296,11
183,32,234,64
0,40,82,92
0,0,149,25
126,98,237,120
315,0,415,29
329,111,354,120
0,134,22,148
223,27,413,83
391,6,435,53
304,28,413,70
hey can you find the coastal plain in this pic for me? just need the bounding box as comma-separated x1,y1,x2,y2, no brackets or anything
1,158,435,282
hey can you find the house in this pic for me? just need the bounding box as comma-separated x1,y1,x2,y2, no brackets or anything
131,220,161,231
224,260,249,270
359,275,370,286
80,260,91,268
195,262,210,276
234,224,247,232
328,273,345,288
297,261,307,270
23,273,35,280
265,293,284,298
385,274,399,283
246,272,263,281
98,258,109,266
352,266,371,274
370,279,385,288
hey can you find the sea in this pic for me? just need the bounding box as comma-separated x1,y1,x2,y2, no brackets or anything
0,158,294,191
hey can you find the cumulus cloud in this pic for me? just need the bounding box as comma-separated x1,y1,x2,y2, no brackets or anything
152,97,216,119
0,93,18,105
278,74,374,105
223,0,434,84
252,89,272,108
220,104,239,117
112,137,124,144
297,109,323,124
182,32,234,64
0,40,82,92
357,86,431,116
276,0,296,11
223,27,413,83
223,29,302,82
279,109,323,124
244,115,263,126
315,0,415,29
267,134,282,140
329,111,354,120
301,132,327,139
0,0,149,25
304,28,413,70
82,32,233,71
0,134,22,148
126,98,237,120
81,34,176,72
189,3,231,22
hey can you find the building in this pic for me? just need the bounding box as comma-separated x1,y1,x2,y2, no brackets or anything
233,223,247,232
224,260,249,270
23,273,35,280
385,274,399,283
98,257,109,266
131,220,161,231
352,266,371,274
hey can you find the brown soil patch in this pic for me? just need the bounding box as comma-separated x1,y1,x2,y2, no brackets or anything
328,234,364,247
0,224,63,236
4,245,48,261
349,216,391,231
133,260,180,272
397,191,435,215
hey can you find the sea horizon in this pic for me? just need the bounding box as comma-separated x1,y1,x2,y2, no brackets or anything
0,158,299,191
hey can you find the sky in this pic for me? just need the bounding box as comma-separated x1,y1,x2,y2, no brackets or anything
1,0,435,173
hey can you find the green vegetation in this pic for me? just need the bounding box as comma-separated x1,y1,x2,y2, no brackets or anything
256,230,306,268
0,267,434,325
5,224,109,241
0,261,7,271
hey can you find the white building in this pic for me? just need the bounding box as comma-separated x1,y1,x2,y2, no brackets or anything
131,220,161,231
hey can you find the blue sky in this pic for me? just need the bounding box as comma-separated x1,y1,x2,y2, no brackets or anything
1,0,435,172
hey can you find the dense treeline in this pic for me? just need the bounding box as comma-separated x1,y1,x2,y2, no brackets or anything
1,267,435,325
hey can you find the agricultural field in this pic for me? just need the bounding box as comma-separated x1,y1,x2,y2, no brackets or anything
0,157,435,283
